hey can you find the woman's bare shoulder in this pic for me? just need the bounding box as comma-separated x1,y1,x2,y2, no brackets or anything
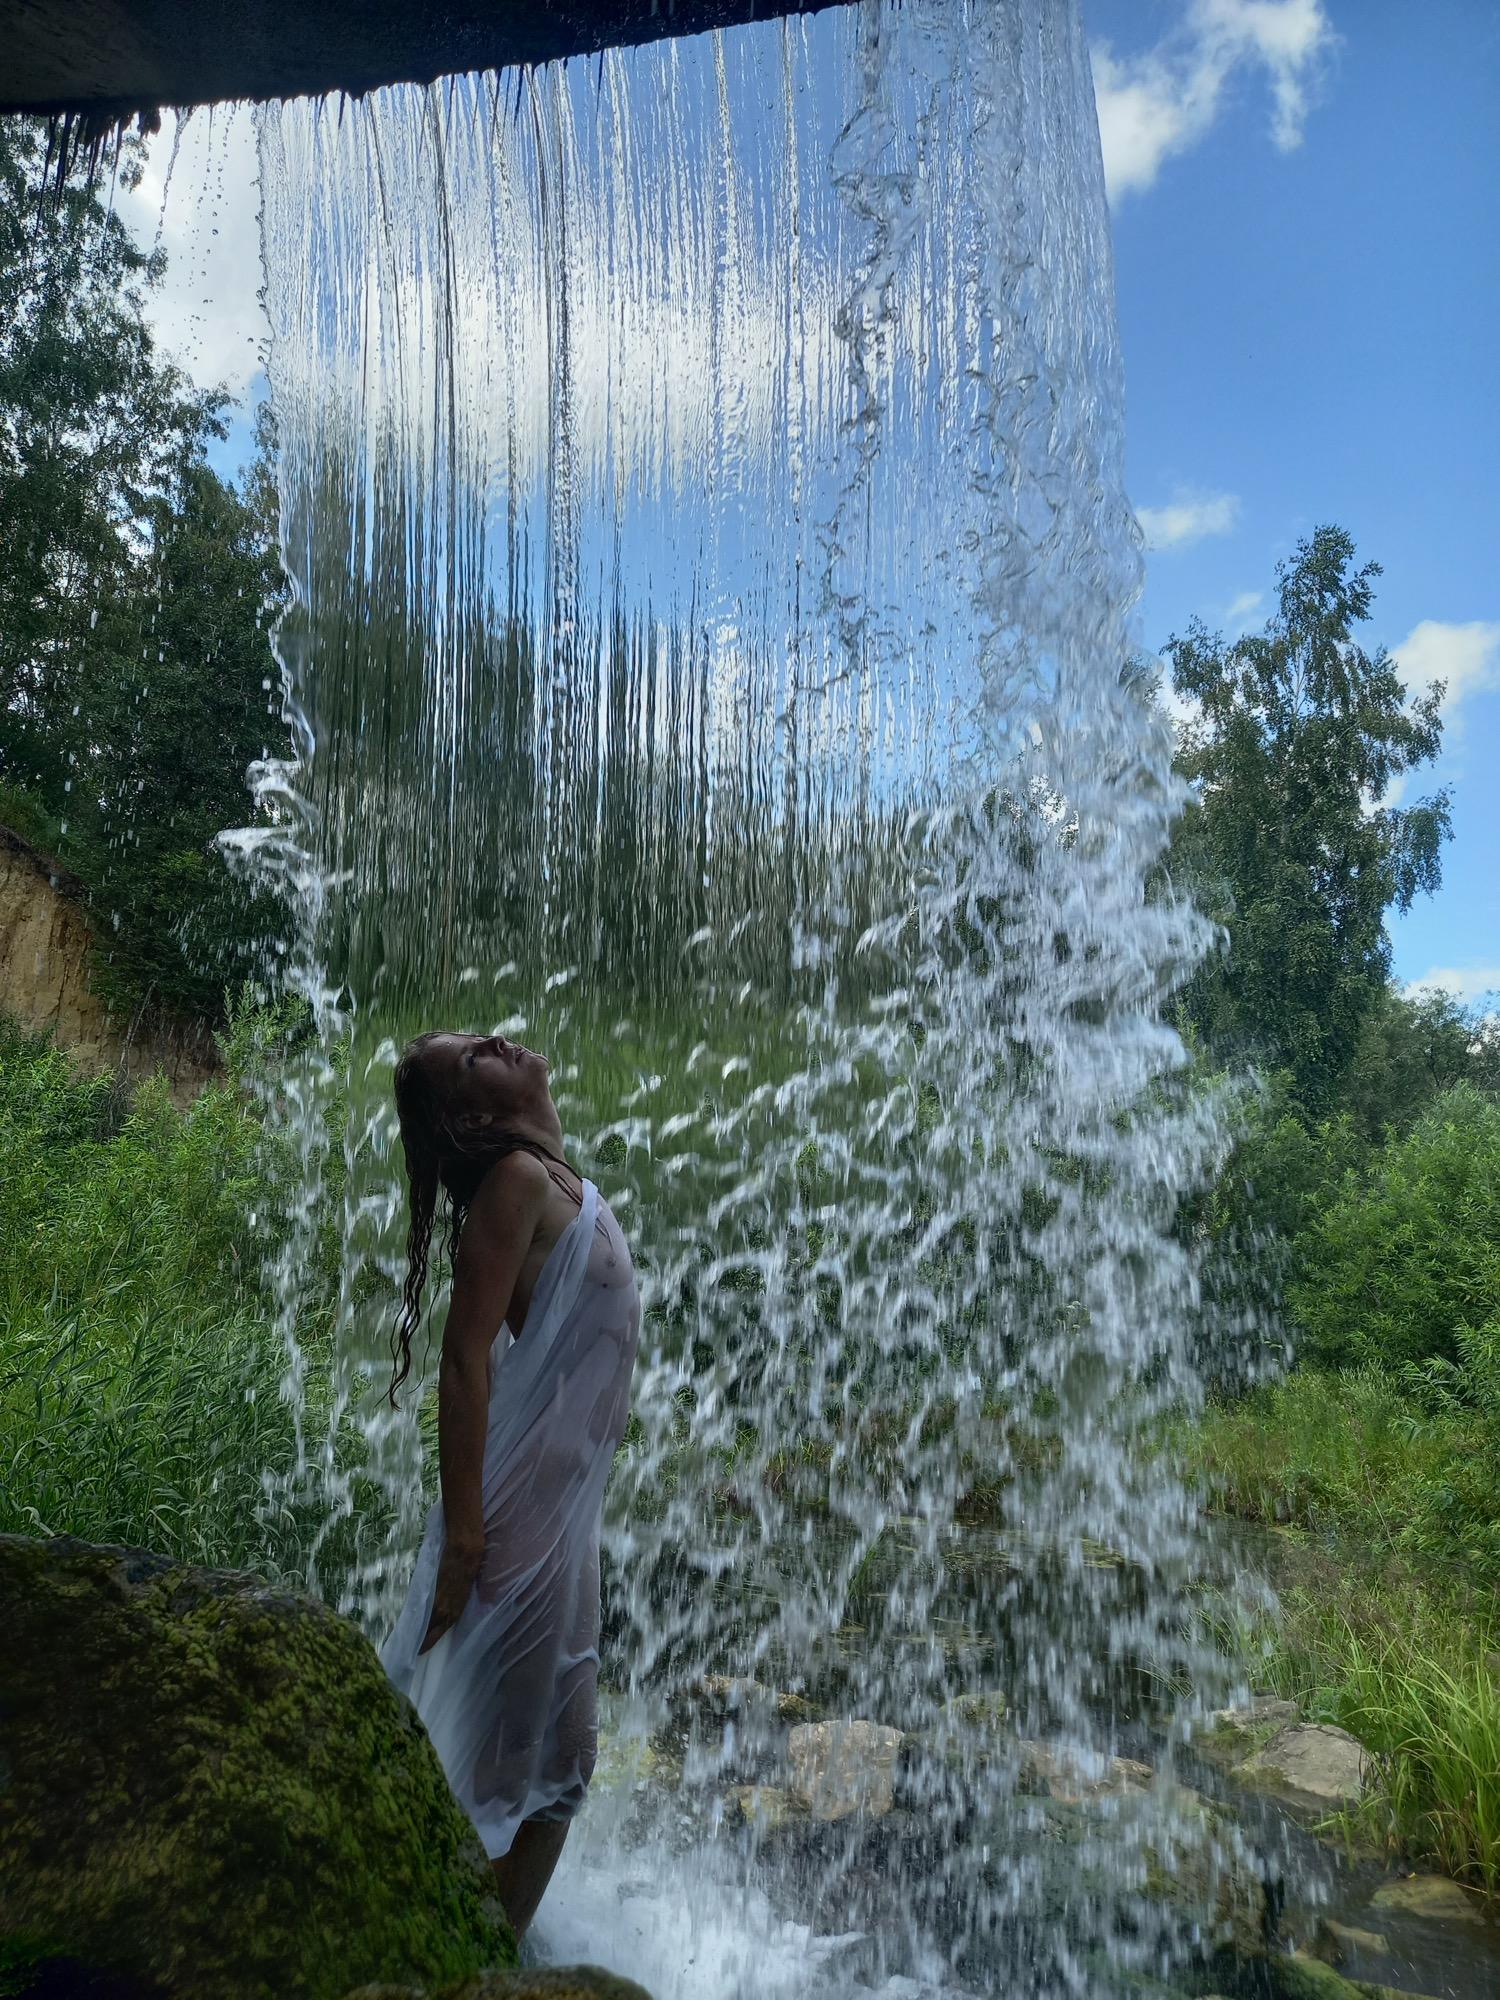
472,1148,553,1209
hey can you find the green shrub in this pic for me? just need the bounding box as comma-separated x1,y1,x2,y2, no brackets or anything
1289,1083,1500,1371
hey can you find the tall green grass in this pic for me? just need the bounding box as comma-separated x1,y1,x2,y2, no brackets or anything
1261,1574,1500,1902
3,1296,305,1570
1192,1363,1500,1575
1188,1364,1500,1904
1332,1623,1500,1899
0,1010,351,1580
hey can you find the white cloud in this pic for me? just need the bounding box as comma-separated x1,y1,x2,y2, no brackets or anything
1223,588,1264,630
114,107,268,400
1406,966,1500,1005
1393,619,1500,724
1092,0,1335,202
1137,490,1240,551
1372,621,1498,812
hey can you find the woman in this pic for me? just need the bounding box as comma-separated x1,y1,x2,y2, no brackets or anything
379,1029,640,1938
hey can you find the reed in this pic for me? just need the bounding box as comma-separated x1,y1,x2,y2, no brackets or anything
1270,1588,1500,1903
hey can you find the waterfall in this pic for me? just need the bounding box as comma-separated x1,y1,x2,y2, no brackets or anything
247,1,1255,1990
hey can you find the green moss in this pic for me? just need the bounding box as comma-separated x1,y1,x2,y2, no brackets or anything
0,1535,515,2000
342,1973,652,1998
1185,1951,1443,2000
0,1930,163,1998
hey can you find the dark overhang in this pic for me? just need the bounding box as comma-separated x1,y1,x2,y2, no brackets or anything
1,0,852,122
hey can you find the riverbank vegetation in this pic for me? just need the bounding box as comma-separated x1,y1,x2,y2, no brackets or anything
1162,536,1498,1899
0,1007,318,1572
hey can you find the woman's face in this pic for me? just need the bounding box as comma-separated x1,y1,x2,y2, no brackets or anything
425,1031,553,1129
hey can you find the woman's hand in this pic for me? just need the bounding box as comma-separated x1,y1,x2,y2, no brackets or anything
419,1534,483,1653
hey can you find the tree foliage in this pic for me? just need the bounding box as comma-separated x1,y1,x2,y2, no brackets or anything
1289,1084,1500,1374
1341,979,1499,1143
0,117,288,1022
1167,525,1451,1113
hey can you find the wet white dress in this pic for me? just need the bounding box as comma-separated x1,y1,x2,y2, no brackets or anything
381,1177,640,1858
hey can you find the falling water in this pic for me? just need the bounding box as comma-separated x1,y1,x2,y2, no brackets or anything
245,1,1258,1991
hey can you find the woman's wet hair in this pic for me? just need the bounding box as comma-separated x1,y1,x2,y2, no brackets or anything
389,1033,516,1406
388,1032,573,1406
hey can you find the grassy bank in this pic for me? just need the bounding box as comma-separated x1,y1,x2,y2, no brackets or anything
0,1011,348,1580
1190,1367,1499,1901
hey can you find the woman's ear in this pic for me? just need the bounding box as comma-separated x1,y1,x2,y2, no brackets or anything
452,1107,495,1138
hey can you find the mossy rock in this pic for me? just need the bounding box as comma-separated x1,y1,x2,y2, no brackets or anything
1186,1948,1442,2000
0,1930,165,1998
1367,1874,1489,1924
1193,1700,1300,1772
343,1973,652,1999
0,1534,515,2000
1269,1952,1442,2000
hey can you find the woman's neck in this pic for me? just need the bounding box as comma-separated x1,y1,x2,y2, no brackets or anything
506,1112,567,1162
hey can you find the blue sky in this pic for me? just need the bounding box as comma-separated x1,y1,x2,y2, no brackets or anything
118,0,1497,1001
1086,0,1499,999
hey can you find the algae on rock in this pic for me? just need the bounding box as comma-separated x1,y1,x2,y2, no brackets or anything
342,1970,654,1999
0,1535,516,1999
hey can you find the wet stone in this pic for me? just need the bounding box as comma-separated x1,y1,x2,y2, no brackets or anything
1367,1874,1490,1924
1234,1723,1368,1812
1017,1739,1154,1805
941,1690,1010,1729
1311,1918,1393,1965
1210,1696,1301,1733
725,1783,803,1832
1195,1696,1302,1770
698,1675,814,1724
787,1719,904,1820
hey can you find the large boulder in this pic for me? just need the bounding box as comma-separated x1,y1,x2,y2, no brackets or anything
0,1535,515,1999
1234,1724,1368,1814
343,1975,652,1999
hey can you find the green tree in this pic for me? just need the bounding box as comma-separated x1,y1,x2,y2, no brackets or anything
0,120,206,726
1342,980,1499,1143
1167,526,1450,1114
0,118,289,1021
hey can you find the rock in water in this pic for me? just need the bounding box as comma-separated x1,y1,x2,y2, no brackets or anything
0,1535,515,1998
1311,1919,1393,1965
786,1720,903,1820
1016,1739,1154,1805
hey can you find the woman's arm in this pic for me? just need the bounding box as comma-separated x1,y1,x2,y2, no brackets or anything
420,1150,550,1653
